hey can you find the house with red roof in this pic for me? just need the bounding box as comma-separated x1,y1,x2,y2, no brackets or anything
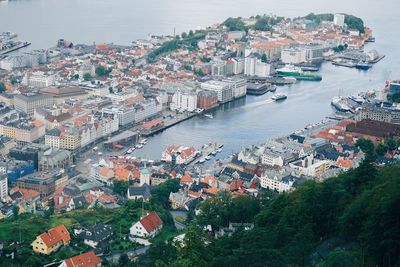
31,225,71,254
129,212,163,240
59,251,101,267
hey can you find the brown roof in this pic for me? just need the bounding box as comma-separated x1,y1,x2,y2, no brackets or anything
38,225,71,248
140,212,163,233
64,251,101,267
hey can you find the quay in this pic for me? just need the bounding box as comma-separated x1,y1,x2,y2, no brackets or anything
187,142,223,166
0,41,31,55
141,113,197,137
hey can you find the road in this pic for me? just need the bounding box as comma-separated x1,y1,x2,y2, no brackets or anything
105,246,150,263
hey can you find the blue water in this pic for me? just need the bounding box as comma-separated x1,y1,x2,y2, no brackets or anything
1,0,399,159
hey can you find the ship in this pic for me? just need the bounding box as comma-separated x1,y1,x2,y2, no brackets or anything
0,32,31,55
276,65,322,81
331,96,351,112
272,93,287,101
356,61,372,70
204,114,214,119
247,83,276,95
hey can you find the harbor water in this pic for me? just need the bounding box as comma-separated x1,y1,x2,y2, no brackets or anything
0,0,399,159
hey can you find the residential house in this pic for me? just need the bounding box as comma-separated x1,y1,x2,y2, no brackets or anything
130,212,163,239
58,251,102,267
31,225,71,255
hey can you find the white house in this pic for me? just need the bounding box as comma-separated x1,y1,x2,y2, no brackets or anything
130,212,163,239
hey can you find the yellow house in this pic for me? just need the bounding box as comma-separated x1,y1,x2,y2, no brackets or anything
31,225,71,255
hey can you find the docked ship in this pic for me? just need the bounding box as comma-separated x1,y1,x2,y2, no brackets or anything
356,61,372,70
276,65,322,81
272,93,287,101
331,96,351,112
247,83,276,96
0,32,31,55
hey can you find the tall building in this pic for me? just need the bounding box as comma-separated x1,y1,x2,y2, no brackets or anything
0,175,8,201
197,90,218,110
14,93,53,115
244,53,271,77
334,14,345,27
170,89,197,112
201,80,234,103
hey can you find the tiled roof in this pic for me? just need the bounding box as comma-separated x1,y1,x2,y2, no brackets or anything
64,251,101,267
39,225,71,248
140,212,163,233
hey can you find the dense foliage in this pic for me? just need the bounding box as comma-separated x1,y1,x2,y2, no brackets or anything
141,160,400,267
303,13,364,33
222,17,247,31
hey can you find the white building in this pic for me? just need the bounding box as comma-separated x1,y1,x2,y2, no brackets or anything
102,106,136,126
260,173,300,193
261,151,284,167
170,89,197,112
334,14,345,27
133,98,162,123
22,71,56,88
223,77,247,98
232,58,245,74
140,168,150,186
0,175,8,201
281,48,306,64
244,54,271,77
130,212,163,239
201,80,233,103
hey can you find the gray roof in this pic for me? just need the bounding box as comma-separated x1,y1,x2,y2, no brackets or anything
128,184,151,200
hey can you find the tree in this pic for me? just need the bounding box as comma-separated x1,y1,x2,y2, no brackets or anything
12,205,19,218
386,138,397,151
95,65,107,76
83,73,92,81
356,138,374,156
183,64,192,71
108,87,114,94
376,143,388,156
131,58,136,65
260,53,268,63
113,180,129,196
117,87,122,93
0,82,5,93
188,30,194,37
72,74,79,80
181,32,188,39
45,198,55,218
222,17,247,31
118,254,130,266
317,248,360,267
9,76,17,85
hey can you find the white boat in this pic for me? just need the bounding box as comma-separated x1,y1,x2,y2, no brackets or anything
205,156,211,160
198,159,206,164
272,93,287,101
217,148,222,153
204,114,214,119
135,144,143,149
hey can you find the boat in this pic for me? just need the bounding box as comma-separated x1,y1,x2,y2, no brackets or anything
296,63,320,72
198,159,206,164
276,65,322,81
211,151,217,156
0,32,31,55
356,61,372,70
272,93,287,101
348,95,365,104
204,114,214,119
135,144,143,149
366,36,376,42
332,59,357,68
217,148,222,153
194,108,204,114
218,144,224,148
205,156,211,160
331,96,351,112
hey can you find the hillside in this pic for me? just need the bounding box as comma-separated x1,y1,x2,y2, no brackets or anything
141,159,400,267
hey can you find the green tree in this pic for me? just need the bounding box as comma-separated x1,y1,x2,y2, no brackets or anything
0,82,5,93
356,138,374,156
317,248,360,267
181,32,188,39
188,30,194,37
173,225,208,267
260,53,268,63
83,73,92,81
12,205,19,218
113,180,129,196
108,87,114,94
376,143,388,156
386,138,397,151
72,74,79,80
118,253,130,266
223,17,247,31
9,76,18,85
95,65,107,76
183,64,192,71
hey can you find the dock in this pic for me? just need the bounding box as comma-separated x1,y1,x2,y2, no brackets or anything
141,113,197,137
187,143,223,166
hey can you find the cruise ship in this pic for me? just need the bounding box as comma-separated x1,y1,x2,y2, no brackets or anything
272,93,287,101
276,65,322,81
331,96,351,112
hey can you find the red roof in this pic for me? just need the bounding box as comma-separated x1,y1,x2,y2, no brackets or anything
39,225,71,248
64,251,101,267
140,212,163,233
142,119,162,129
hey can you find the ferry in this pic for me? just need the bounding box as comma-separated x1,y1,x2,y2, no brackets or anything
204,114,214,119
356,61,372,70
331,96,351,112
276,65,322,81
272,93,288,101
